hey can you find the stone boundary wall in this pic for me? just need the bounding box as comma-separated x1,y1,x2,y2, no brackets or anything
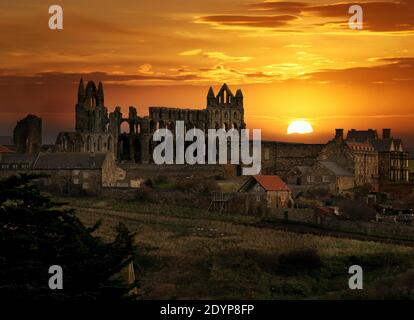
119,163,236,180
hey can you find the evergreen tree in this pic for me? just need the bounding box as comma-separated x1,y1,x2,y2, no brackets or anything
0,174,137,301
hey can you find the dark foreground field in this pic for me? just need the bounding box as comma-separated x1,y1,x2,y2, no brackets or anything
57,196,414,300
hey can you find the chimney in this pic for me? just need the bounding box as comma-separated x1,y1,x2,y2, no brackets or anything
335,128,344,141
383,128,391,139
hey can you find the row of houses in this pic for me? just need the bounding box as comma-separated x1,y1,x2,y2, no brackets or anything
0,152,126,194
283,128,409,194
0,127,411,202
0,149,294,210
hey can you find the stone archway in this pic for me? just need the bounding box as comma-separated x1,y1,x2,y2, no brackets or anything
118,134,130,161
134,137,142,163
120,120,130,134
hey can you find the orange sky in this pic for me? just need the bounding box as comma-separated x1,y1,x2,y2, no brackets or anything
0,0,414,149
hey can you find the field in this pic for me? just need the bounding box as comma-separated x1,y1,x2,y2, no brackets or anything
56,196,414,300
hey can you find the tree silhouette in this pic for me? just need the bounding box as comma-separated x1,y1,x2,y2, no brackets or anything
0,174,136,301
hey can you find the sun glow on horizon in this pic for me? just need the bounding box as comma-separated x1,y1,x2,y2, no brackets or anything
287,120,314,135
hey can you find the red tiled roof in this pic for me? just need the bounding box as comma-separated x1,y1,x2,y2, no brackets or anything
253,175,290,191
0,145,13,153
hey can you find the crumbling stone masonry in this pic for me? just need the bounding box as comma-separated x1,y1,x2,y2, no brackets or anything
13,114,42,154
55,79,246,164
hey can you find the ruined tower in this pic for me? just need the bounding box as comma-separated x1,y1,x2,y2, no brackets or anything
207,84,245,130
13,115,42,154
75,79,108,133
55,79,115,153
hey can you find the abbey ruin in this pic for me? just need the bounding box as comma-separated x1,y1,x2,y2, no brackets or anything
55,79,246,164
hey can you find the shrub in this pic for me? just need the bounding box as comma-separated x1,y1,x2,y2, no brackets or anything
277,249,322,275
338,198,376,221
175,178,219,194
354,184,373,198
143,178,153,188
0,174,137,301
135,187,153,202
153,175,168,185
306,188,330,200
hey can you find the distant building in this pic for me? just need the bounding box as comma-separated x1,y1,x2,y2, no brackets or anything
317,129,379,190
344,141,378,187
13,115,42,154
0,152,126,195
260,141,323,176
33,152,125,194
239,175,293,209
0,154,37,171
55,80,114,155
287,161,354,194
285,166,310,186
347,128,409,183
55,79,246,164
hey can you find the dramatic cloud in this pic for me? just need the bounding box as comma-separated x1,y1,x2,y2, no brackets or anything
198,14,299,29
201,1,414,32
307,57,414,84
0,71,202,87
307,1,414,32
203,51,252,62
179,49,203,56
247,1,308,14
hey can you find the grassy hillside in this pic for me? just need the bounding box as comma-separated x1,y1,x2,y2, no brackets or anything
58,196,414,300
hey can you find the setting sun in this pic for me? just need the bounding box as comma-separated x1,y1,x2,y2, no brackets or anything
287,120,313,135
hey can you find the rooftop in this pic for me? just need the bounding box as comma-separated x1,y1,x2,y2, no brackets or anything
33,152,108,170
241,175,291,192
347,129,378,142
0,145,13,154
371,139,394,152
319,161,353,177
0,154,37,165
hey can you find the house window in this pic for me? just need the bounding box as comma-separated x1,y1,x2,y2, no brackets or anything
322,175,330,183
307,176,315,183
